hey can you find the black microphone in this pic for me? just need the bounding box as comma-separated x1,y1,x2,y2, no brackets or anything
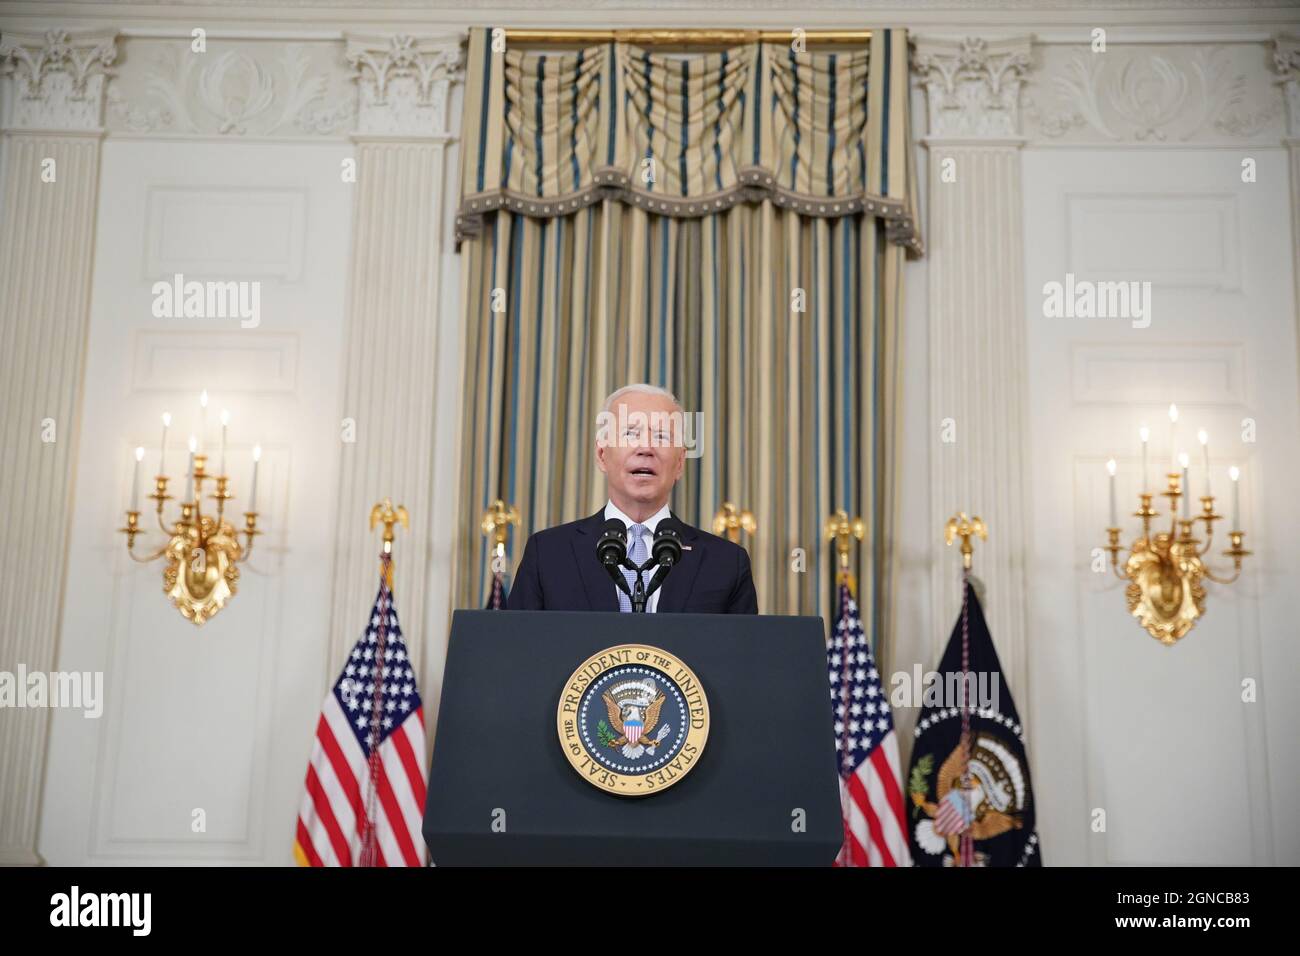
644,517,686,601
596,518,628,566
650,518,684,568
596,518,633,600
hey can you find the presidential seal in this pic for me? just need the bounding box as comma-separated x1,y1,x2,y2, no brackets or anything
556,644,709,796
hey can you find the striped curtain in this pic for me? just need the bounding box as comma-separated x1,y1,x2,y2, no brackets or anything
453,27,920,645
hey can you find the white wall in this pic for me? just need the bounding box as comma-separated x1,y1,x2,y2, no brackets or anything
1023,145,1299,865
38,137,353,864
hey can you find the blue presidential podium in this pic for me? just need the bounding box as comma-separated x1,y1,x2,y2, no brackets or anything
422,609,843,866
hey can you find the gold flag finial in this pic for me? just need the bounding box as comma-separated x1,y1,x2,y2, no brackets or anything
944,512,987,570
480,499,520,559
369,498,409,554
712,501,756,543
823,509,867,583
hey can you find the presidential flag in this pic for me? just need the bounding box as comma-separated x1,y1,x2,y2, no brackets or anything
829,576,911,867
294,556,428,866
906,579,1041,867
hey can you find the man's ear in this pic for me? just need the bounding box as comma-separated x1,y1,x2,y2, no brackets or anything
595,442,608,474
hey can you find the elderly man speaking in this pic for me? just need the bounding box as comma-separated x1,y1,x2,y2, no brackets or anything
506,384,757,614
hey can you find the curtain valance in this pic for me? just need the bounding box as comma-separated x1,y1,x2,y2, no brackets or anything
457,28,922,254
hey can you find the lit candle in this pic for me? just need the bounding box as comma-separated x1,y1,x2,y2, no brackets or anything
249,445,262,512
1198,429,1210,497
131,446,144,511
199,390,209,453
1139,425,1150,494
1229,465,1240,528
1168,403,1179,472
186,435,197,502
220,409,230,477
159,411,171,476
1106,458,1117,525
1178,451,1190,518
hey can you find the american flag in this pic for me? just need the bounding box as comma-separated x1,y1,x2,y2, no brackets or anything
294,556,428,866
828,577,911,867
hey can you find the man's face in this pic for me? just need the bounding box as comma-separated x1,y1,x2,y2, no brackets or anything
596,392,686,511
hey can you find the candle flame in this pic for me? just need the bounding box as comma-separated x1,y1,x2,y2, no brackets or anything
200,390,209,408
1106,458,1116,475
188,435,197,453
134,446,145,461
1139,425,1149,442
162,411,171,427
221,409,230,426
1168,403,1178,423
1229,465,1240,481
253,445,262,462
1178,451,1189,468
1198,428,1208,446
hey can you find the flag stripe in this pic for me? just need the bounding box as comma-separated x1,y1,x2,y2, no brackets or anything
295,820,324,867
376,759,423,867
304,762,352,866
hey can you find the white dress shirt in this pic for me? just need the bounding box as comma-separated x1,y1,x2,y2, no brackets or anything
604,499,671,613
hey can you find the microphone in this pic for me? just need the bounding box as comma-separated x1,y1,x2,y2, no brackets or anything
596,518,633,601
650,518,684,568
644,517,685,602
596,518,628,566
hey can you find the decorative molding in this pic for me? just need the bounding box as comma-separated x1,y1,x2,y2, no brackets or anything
1064,192,1240,291
0,29,118,131
345,33,463,138
1023,43,1287,144
912,36,1033,139
104,39,355,138
1069,343,1246,406
131,332,301,393
1272,34,1300,136
144,184,308,279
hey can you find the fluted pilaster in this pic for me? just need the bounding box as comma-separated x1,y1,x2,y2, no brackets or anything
913,37,1033,696
0,29,116,865
1274,35,1300,414
326,35,463,719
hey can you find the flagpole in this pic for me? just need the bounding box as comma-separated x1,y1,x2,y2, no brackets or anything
481,499,521,609
360,499,409,866
944,513,986,867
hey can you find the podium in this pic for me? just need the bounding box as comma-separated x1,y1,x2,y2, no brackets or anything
423,610,843,865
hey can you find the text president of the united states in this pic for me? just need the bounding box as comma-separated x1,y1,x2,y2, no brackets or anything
505,384,758,613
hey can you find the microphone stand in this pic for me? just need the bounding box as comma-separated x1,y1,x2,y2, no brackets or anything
622,556,675,613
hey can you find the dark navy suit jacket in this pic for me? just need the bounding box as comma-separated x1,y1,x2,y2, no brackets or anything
505,508,758,613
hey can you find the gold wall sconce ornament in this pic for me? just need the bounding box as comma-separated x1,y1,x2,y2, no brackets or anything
1101,420,1250,645
713,501,756,544
119,402,263,625
944,512,987,571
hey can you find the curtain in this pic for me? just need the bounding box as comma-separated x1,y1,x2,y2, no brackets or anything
452,27,920,644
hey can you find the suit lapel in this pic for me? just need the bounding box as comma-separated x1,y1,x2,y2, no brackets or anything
655,511,702,613
573,508,620,612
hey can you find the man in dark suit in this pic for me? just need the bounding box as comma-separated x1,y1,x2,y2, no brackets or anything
506,384,758,613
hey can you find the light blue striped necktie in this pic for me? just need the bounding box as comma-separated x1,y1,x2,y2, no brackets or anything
617,523,649,613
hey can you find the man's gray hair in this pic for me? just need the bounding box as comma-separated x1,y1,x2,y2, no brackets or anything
601,383,682,414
